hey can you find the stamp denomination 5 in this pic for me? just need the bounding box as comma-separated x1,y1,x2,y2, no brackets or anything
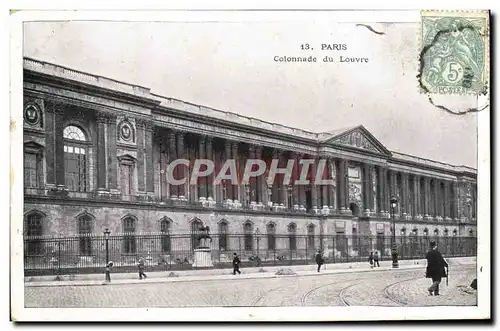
419,10,489,95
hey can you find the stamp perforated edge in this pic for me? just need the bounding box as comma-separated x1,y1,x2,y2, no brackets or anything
417,9,490,96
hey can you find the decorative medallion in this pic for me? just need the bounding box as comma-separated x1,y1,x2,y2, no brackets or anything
120,121,133,142
24,104,40,126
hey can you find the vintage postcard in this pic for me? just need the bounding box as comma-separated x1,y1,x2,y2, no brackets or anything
9,8,490,322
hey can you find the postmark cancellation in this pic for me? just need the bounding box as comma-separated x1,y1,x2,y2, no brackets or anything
420,10,489,95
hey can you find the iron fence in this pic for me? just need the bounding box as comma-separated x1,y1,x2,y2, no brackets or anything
23,233,477,276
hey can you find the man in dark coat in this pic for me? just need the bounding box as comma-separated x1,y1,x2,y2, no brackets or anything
425,241,448,296
232,253,241,275
315,250,324,272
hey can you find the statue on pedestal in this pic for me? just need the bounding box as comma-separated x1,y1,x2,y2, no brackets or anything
196,225,212,248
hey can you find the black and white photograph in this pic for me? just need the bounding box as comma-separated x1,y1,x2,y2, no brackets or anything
9,7,491,322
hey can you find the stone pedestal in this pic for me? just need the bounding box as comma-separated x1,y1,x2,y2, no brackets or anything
192,248,213,268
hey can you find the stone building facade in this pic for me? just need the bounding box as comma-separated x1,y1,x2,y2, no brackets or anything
22,57,477,259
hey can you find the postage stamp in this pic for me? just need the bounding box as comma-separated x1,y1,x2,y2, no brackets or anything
419,10,490,95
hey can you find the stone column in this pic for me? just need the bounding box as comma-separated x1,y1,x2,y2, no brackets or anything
433,179,439,218
423,177,430,218
168,131,178,199
362,164,370,215
298,153,306,210
106,115,118,193
145,122,154,195
271,149,278,206
136,119,146,193
328,158,336,210
370,166,376,212
377,166,384,215
176,131,186,199
338,159,346,212
291,152,299,209
232,141,239,202
198,135,207,199
444,181,451,220
255,146,264,204
224,140,233,201
413,175,420,218
248,145,256,204
452,181,459,220
54,108,66,187
311,157,318,212
400,172,408,217
95,113,108,191
389,170,397,215
280,151,288,207
384,168,390,215
44,104,56,186
206,136,214,200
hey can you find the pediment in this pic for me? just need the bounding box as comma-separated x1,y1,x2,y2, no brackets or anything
24,140,45,151
324,126,391,156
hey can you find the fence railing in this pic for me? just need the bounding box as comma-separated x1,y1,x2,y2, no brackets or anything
23,233,477,276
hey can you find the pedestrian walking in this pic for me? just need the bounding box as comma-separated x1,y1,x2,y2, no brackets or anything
105,261,113,283
232,253,241,275
373,251,380,267
369,251,374,269
425,241,449,296
315,250,325,272
138,257,147,280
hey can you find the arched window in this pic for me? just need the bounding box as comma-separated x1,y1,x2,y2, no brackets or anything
288,223,297,251
25,212,43,255
218,221,229,251
469,229,474,237
423,228,429,237
243,222,253,251
267,223,276,251
64,125,88,192
307,224,315,251
190,219,203,250
160,218,171,253
444,229,449,237
122,217,136,254
78,215,93,255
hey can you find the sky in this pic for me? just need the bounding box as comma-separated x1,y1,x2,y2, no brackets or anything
23,20,478,168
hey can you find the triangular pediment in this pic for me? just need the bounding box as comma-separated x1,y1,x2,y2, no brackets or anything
323,125,391,156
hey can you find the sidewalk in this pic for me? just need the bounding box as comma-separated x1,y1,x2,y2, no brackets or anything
25,256,476,288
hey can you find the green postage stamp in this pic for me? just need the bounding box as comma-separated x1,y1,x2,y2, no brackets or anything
420,10,489,95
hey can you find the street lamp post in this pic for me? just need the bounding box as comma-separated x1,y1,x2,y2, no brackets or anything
255,228,261,257
390,196,399,268
104,228,111,266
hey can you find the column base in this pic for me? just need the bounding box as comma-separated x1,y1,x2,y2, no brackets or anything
320,206,330,215
341,208,352,215
192,248,214,268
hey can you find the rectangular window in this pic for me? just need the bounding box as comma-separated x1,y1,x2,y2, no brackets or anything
120,164,133,195
24,153,38,188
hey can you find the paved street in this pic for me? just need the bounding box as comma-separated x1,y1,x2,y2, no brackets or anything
25,264,476,308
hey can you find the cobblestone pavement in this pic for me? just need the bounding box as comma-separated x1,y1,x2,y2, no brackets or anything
25,265,476,308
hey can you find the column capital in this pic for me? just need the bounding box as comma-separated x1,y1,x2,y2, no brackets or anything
107,115,117,125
